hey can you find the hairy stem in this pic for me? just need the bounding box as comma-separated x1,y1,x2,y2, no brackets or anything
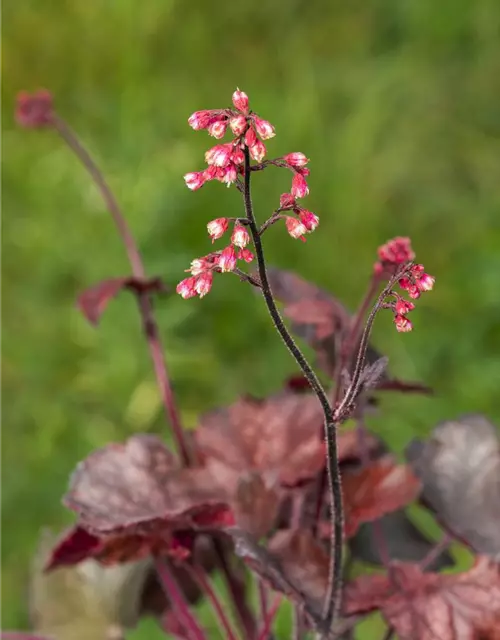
51,114,191,466
155,561,206,640
335,272,404,418
242,147,343,634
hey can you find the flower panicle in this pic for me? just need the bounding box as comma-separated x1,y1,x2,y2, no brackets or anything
376,238,435,332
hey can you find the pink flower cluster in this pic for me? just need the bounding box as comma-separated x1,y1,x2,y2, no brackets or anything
376,238,435,332
278,189,319,242
176,217,255,299
184,89,275,190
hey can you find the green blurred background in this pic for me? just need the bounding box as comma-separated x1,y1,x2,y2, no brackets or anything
3,0,500,637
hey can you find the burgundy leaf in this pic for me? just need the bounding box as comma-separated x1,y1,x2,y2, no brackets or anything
64,435,233,539
344,557,500,639
45,526,102,570
77,276,167,325
195,393,326,491
406,414,500,558
234,473,280,538
339,455,421,538
267,529,329,610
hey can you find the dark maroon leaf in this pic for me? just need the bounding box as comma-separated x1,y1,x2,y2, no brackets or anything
64,435,234,539
406,414,500,558
77,276,167,325
348,510,455,570
196,393,326,491
344,557,500,639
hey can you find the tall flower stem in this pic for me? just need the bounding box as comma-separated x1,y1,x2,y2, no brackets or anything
50,114,192,466
242,147,344,634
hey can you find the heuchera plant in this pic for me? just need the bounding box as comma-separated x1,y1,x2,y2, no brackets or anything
10,88,500,640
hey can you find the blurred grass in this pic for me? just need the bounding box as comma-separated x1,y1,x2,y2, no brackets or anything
3,0,500,636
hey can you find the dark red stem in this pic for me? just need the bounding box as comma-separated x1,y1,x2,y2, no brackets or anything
188,565,240,640
50,114,191,466
256,595,283,640
155,561,206,640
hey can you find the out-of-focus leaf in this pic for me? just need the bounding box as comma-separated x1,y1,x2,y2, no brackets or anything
64,434,233,556
339,455,421,538
77,276,167,325
406,414,500,559
349,510,455,570
196,392,326,490
30,529,151,640
344,556,500,639
234,473,280,538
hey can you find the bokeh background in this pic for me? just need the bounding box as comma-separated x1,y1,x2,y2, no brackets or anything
3,0,500,637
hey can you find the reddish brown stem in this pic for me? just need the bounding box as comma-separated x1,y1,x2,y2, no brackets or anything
419,533,452,571
215,542,257,639
51,114,192,466
256,594,283,640
155,561,206,640
188,565,240,640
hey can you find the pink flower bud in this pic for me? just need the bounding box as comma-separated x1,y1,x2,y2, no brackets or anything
395,299,415,315
16,90,53,128
238,248,255,263
205,144,233,167
207,218,229,241
232,89,249,114
203,165,219,181
250,139,266,162
190,258,208,275
279,193,296,209
176,277,197,299
218,246,237,272
184,171,206,191
299,210,319,231
231,148,245,165
208,119,228,139
285,216,307,240
411,264,425,278
230,115,248,136
407,285,421,299
253,116,275,140
188,110,217,130
244,127,258,148
416,273,435,292
394,314,413,332
219,164,238,186
231,225,250,248
291,173,309,198
194,272,213,298
283,152,309,168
